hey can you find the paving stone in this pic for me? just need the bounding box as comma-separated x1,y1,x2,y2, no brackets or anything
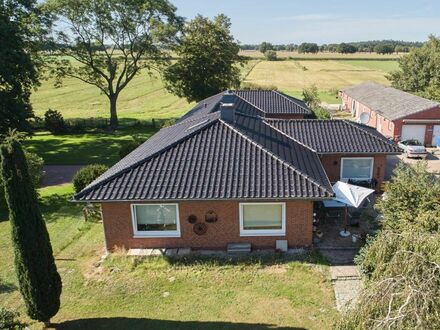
127,248,153,256
150,249,164,256
177,248,191,256
330,265,360,281
165,248,178,257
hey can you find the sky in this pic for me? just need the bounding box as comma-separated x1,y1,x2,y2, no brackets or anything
172,0,440,44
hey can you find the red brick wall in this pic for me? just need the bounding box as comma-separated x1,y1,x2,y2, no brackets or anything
341,92,440,145
393,107,440,145
320,154,387,189
101,200,314,251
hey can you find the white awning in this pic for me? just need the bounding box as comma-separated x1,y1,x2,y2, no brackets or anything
332,181,374,208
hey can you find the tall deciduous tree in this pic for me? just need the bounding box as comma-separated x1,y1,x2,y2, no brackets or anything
163,14,243,103
44,0,183,128
388,35,440,102
259,41,274,53
0,134,62,324
0,0,49,134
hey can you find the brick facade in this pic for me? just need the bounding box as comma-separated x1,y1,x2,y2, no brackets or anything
341,92,440,145
320,154,387,189
101,200,314,251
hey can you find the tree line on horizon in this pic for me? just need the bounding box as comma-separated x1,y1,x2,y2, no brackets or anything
241,39,424,54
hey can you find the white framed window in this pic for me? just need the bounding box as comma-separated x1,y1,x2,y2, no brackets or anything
341,157,374,180
131,204,180,237
351,100,357,116
239,203,286,237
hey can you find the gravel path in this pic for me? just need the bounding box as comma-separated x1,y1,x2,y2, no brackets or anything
42,165,85,187
330,264,362,312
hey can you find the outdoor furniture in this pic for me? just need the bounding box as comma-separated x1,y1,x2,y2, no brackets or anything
326,181,375,236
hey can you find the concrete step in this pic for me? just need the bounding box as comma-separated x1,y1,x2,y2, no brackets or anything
227,243,251,253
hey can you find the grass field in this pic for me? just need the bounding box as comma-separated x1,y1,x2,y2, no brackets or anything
30,56,397,122
30,60,259,121
243,60,396,91
240,50,402,60
0,184,338,329
25,127,157,165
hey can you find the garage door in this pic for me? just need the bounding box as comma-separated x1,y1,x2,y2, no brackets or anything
432,125,440,146
401,125,426,143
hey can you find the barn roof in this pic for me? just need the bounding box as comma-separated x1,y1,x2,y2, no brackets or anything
342,82,439,120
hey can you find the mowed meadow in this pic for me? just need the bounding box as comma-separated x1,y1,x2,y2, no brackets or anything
31,53,399,121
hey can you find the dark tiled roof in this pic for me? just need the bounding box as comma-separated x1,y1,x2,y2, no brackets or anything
266,119,400,154
233,90,311,115
74,90,400,202
86,112,220,189
177,90,311,124
74,114,333,201
342,82,440,120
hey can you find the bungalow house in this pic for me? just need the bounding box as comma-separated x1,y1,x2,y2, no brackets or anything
74,90,399,251
340,82,440,146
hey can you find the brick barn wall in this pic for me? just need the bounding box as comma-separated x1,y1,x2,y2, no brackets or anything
341,93,395,138
341,92,440,145
101,200,314,251
393,106,440,145
320,154,387,189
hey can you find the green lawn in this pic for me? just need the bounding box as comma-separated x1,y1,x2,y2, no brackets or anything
0,185,338,330
337,60,399,72
25,127,158,165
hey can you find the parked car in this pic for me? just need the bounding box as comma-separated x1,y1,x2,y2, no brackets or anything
398,139,428,158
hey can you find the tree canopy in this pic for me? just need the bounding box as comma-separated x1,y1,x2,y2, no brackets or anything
337,162,440,329
374,43,394,54
259,41,274,53
0,0,49,134
164,14,243,103
298,43,319,54
336,43,357,54
44,0,183,128
388,35,440,102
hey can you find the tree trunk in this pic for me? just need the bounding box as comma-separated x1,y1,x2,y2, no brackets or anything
109,94,118,129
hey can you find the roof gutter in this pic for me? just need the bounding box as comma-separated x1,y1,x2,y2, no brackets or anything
71,196,335,203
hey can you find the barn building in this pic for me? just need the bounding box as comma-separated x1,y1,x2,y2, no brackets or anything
340,82,440,146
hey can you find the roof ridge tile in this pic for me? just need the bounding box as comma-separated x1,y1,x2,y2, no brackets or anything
220,119,333,196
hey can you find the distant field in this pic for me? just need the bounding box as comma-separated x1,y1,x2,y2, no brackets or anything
240,50,402,60
31,60,259,121
29,56,397,123
243,59,397,102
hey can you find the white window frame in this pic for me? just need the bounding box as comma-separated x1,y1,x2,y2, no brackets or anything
130,203,181,238
351,100,357,116
239,202,286,237
340,157,374,180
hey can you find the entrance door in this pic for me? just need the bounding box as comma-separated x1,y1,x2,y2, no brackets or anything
432,125,440,146
401,125,426,144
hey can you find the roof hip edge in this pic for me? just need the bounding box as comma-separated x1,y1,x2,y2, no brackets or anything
73,118,220,201
220,119,333,196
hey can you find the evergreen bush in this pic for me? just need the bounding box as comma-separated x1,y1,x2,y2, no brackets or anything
73,164,108,194
0,137,62,323
44,109,67,134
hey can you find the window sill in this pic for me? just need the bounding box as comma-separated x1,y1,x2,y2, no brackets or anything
240,232,286,237
133,233,181,238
